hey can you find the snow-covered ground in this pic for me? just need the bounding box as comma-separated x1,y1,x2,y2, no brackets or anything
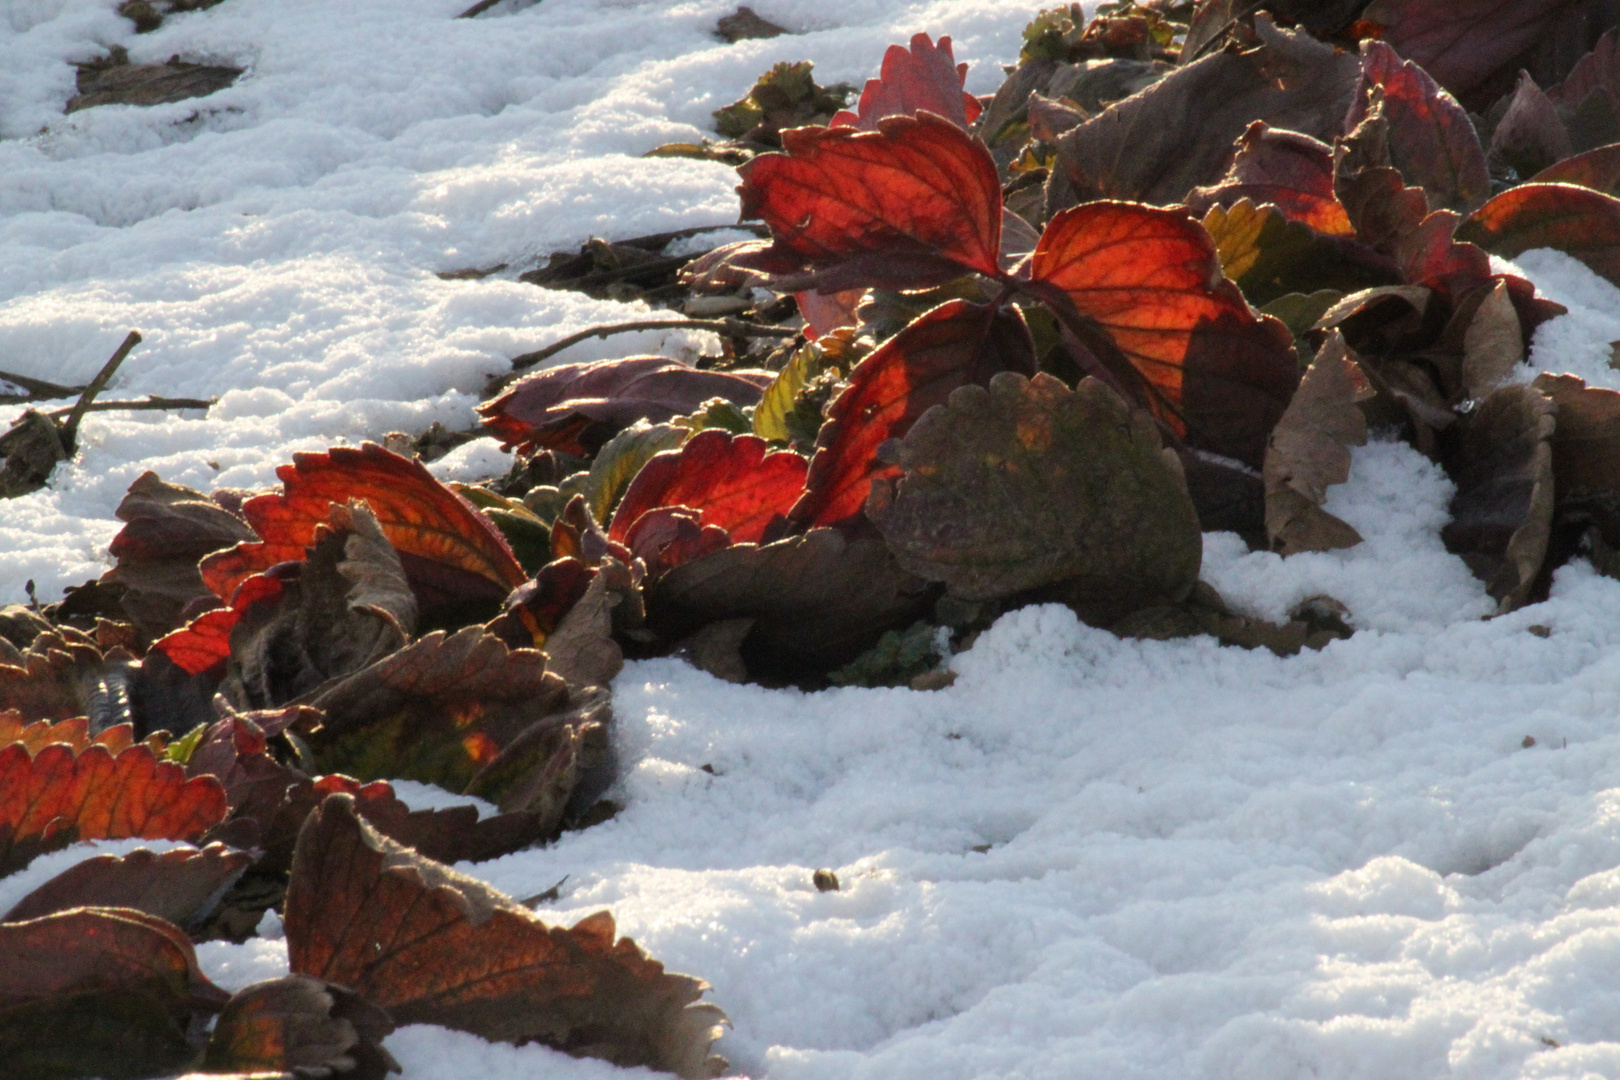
6,2,1620,1078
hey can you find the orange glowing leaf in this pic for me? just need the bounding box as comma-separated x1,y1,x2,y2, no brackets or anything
198,443,525,610
609,430,807,545
736,113,1004,291
790,299,1037,529
1027,201,1298,468
0,741,227,874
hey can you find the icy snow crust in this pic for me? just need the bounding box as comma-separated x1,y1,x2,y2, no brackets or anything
5,1,1620,1078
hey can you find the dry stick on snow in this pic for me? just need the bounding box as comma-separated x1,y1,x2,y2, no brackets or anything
59,330,141,451
0,370,86,403
45,395,216,419
456,0,503,17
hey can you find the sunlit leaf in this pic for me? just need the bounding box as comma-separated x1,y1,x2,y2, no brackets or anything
830,32,982,131
0,907,229,1079
0,740,227,874
205,974,399,1080
2,843,251,930
1457,182,1620,287
285,793,728,1078
735,113,1004,290
1027,201,1299,468
790,299,1036,528
1187,123,1355,237
198,443,526,623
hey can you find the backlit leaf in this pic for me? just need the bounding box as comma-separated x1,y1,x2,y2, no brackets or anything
198,443,526,622
1201,199,1398,307
0,740,227,875
1533,373,1620,545
609,429,806,545
866,372,1201,617
735,113,1004,290
1457,182,1620,287
1531,142,1620,195
285,793,728,1078
1027,201,1299,468
1350,41,1491,213
1187,123,1355,237
790,299,1036,529
830,33,982,131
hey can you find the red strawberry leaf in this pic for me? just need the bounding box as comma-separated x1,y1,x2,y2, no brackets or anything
1026,201,1299,468
1187,122,1355,237
790,299,1036,529
831,32,982,131
609,429,806,545
152,570,284,678
1350,41,1491,213
1531,142,1620,195
285,792,729,1078
478,358,772,458
198,443,526,623
0,906,229,1078
1457,182,1620,287
735,113,1004,290
0,740,228,875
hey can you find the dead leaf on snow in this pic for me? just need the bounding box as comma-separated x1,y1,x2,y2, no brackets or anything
285,794,728,1078
1263,332,1372,554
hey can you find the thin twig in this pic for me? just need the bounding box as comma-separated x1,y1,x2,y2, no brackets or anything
60,331,140,450
0,369,86,401
45,395,215,419
456,0,503,16
508,317,798,373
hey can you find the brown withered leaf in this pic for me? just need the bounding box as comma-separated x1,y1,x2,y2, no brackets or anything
1263,332,1372,554
714,6,786,43
67,48,240,112
1461,279,1526,397
0,410,70,499
1533,373,1620,545
222,502,414,710
103,472,256,642
1457,182,1620,287
1045,16,1361,210
1490,72,1576,181
205,974,399,1080
0,906,229,1079
537,571,623,692
2,843,251,931
1440,384,1556,613
0,624,126,723
650,529,930,678
866,372,1201,623
285,794,728,1079
303,626,578,803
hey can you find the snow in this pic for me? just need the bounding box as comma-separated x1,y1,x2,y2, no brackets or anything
5,2,1620,1079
